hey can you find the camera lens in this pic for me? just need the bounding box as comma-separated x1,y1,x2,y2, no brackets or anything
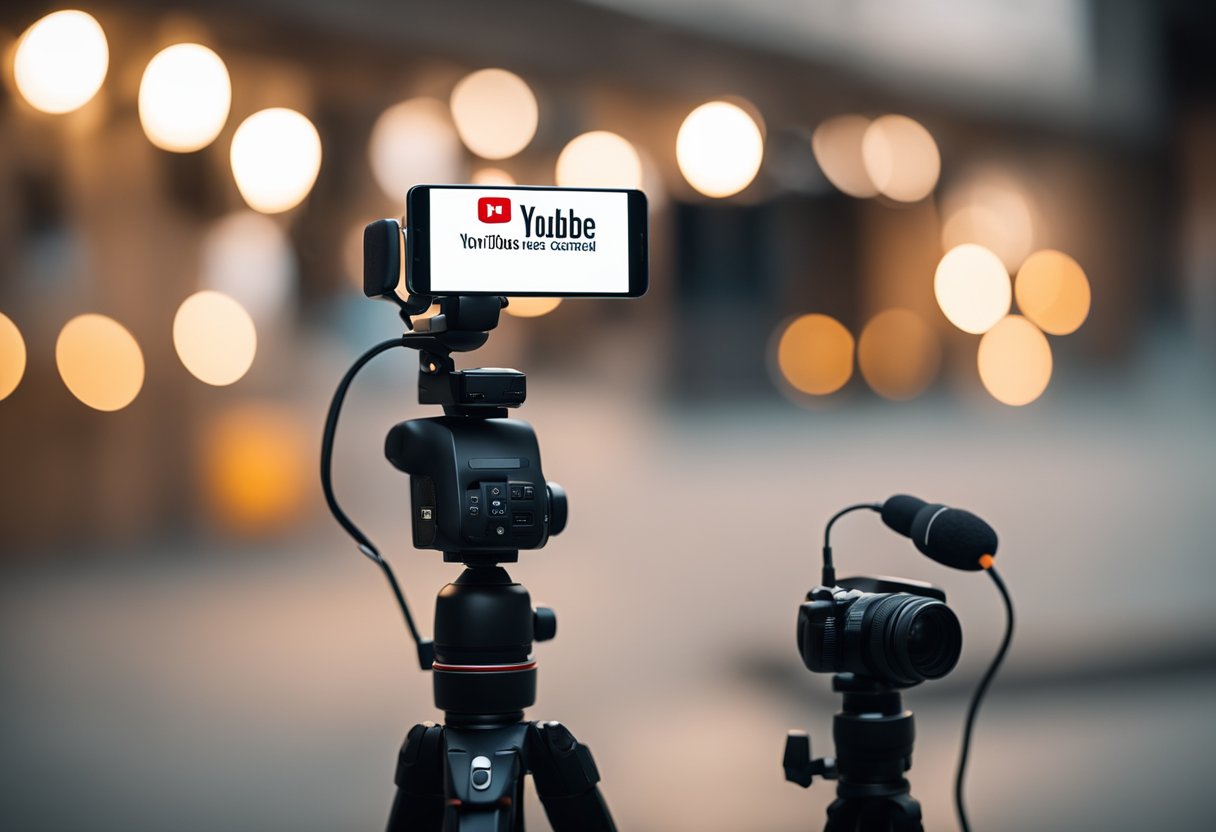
898,600,962,680
848,593,962,686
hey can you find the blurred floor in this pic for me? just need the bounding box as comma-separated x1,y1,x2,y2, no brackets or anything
2,341,1214,831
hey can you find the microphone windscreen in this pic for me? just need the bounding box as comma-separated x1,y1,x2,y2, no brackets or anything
909,506,998,571
881,495,928,537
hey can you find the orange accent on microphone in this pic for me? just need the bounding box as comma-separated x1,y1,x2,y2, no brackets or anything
979,554,995,570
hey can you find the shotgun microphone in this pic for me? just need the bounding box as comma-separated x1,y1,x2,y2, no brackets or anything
881,495,998,572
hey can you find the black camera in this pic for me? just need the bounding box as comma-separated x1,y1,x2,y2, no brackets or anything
386,415,567,563
797,576,962,688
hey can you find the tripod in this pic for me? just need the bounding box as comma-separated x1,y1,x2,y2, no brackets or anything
322,261,618,832
386,565,614,832
784,673,924,832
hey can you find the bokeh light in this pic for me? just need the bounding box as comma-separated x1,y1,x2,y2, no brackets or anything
676,101,764,198
471,168,516,186
857,309,941,400
138,43,231,152
504,297,562,318
173,291,257,386
13,10,109,114
201,402,311,534
369,98,462,205
555,131,642,189
199,211,297,322
977,315,1053,406
941,173,1036,271
776,314,854,396
450,68,538,160
0,312,27,400
812,115,878,198
934,244,1011,334
229,108,322,213
1015,249,1091,335
861,115,940,203
55,314,144,411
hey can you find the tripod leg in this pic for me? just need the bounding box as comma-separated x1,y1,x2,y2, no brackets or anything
824,797,861,832
526,721,616,832
387,722,445,832
884,793,923,832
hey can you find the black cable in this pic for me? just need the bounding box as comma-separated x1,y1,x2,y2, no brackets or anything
820,503,881,585
955,565,1014,832
321,336,433,668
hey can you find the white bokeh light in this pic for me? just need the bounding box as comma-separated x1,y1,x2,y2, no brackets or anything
138,44,231,152
934,244,1012,334
676,101,764,198
200,211,297,322
230,108,322,213
14,10,109,114
555,131,642,189
369,98,462,205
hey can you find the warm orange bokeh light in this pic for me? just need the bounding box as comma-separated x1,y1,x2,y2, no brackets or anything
977,315,1053,406
471,168,516,186
1015,249,1091,335
776,314,855,396
858,309,941,400
505,297,562,318
173,291,257,386
201,402,311,534
55,314,145,411
0,312,27,400
450,68,538,160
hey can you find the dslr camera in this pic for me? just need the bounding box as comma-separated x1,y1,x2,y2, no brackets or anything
797,576,962,688
386,413,567,562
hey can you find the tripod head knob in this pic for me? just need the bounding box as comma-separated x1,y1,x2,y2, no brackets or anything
783,730,837,788
534,607,557,642
546,483,568,536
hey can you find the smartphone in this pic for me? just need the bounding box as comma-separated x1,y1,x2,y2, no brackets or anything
406,184,648,297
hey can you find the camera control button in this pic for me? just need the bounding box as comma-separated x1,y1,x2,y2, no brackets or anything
471,755,491,791
468,507,480,517
487,485,504,498
469,495,480,505
522,485,535,500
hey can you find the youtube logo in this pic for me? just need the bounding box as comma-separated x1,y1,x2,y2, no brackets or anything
478,196,512,224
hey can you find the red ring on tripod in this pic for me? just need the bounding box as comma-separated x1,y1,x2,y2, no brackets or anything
430,660,537,673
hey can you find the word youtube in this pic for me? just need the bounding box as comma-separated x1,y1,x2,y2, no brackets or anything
464,197,599,252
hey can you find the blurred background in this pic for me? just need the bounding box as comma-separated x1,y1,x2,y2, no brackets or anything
1,0,1214,829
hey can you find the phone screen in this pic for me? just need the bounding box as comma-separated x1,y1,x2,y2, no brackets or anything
407,185,647,297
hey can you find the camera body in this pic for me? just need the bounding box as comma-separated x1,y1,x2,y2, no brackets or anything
798,576,962,688
386,415,567,563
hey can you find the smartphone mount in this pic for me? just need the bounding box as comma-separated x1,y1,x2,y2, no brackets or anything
318,219,616,831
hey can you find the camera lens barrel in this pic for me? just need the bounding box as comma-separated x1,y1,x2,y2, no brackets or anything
853,594,962,686
800,588,963,687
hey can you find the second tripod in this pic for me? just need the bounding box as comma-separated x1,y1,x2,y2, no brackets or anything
785,673,924,832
